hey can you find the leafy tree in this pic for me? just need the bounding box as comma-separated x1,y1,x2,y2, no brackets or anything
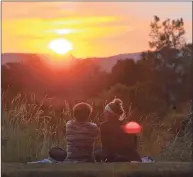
148,16,188,106
111,59,138,87
136,54,156,83
149,16,185,50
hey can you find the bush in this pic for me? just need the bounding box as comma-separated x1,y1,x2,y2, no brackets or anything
96,83,167,116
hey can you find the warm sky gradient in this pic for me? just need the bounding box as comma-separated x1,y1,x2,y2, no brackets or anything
2,2,192,58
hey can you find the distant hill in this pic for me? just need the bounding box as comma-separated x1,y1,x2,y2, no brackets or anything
87,53,142,72
1,53,40,64
1,52,142,72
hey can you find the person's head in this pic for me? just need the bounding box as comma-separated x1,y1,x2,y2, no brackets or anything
73,102,93,122
104,98,125,120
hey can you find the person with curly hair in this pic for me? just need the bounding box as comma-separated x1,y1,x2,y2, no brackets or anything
49,102,99,162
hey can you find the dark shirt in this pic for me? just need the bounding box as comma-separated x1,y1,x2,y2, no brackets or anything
100,118,141,162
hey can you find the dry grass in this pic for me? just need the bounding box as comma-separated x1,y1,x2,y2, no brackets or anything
1,94,192,162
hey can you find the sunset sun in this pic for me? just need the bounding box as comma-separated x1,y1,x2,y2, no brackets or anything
48,39,73,55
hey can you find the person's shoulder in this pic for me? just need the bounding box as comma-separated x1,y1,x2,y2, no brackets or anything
99,121,108,129
100,120,108,125
86,122,98,129
66,119,75,126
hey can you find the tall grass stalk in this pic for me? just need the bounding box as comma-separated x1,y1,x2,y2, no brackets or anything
1,94,192,162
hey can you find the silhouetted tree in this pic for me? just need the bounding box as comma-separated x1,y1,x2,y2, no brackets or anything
149,16,188,106
111,59,138,87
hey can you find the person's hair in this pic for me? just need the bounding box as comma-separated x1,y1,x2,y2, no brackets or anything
73,102,93,122
108,98,125,117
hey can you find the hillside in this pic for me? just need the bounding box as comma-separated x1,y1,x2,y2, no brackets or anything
1,52,142,72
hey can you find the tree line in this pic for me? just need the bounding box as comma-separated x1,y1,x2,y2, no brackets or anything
2,16,192,116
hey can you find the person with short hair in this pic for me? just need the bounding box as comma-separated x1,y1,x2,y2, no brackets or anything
49,102,99,163
100,98,141,162
65,102,99,162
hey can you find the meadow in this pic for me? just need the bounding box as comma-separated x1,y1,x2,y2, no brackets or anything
1,92,192,163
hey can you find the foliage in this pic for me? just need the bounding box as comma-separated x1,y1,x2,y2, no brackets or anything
97,83,167,116
149,16,185,50
147,16,192,106
2,94,192,162
1,16,192,162
111,59,138,86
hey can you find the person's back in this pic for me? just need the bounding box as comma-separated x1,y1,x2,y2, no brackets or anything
100,99,141,162
100,120,127,151
66,103,99,162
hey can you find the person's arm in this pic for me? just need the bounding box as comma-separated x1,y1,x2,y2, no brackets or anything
125,134,138,150
119,122,138,150
100,126,106,147
89,122,100,138
100,125,111,152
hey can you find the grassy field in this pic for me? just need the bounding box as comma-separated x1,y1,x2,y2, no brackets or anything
1,94,192,162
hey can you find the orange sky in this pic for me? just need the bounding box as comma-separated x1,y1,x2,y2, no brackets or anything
2,1,192,58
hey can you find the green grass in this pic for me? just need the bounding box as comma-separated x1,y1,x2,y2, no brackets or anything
1,94,192,162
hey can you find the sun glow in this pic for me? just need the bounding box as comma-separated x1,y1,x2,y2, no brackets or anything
48,39,73,55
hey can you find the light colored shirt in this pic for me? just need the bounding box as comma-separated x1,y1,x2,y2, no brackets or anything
66,120,99,162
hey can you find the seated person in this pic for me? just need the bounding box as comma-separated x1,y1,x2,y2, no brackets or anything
65,102,99,162
100,98,142,162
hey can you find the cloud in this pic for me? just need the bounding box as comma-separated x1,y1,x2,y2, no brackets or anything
2,2,77,20
2,15,121,39
2,1,192,57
